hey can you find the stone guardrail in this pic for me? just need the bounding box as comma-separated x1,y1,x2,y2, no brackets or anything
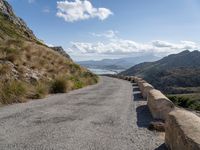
165,108,200,150
147,89,174,120
108,75,200,150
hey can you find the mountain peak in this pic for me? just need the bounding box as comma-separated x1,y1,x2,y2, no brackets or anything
0,0,36,39
180,50,190,54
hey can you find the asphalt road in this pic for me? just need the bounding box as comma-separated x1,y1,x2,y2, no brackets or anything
0,76,165,150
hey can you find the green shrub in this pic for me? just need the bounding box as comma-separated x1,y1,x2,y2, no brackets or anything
74,80,84,89
0,80,27,104
168,95,200,111
50,77,67,93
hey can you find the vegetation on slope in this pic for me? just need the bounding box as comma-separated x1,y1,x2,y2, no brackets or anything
0,10,98,105
167,94,200,111
120,50,200,93
120,50,200,111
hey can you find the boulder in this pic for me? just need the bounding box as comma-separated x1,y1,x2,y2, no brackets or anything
147,89,175,120
165,109,200,150
148,120,165,132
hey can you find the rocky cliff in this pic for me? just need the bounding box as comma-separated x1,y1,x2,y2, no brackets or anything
50,46,72,60
0,0,36,39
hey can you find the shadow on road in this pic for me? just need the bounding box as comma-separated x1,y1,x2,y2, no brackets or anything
154,143,168,150
136,105,153,128
132,84,146,101
133,92,144,101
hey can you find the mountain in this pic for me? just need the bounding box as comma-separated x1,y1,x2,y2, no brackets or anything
50,46,72,60
78,53,160,70
120,50,200,94
0,0,36,40
0,0,98,104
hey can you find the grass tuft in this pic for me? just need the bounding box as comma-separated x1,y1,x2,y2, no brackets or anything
31,82,48,99
0,80,27,104
50,77,67,93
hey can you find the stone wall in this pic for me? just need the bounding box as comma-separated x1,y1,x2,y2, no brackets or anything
139,82,154,98
147,89,174,120
110,75,200,150
165,108,200,150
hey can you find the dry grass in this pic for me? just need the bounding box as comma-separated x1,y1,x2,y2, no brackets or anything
30,82,49,99
0,80,27,104
0,39,98,104
0,12,98,105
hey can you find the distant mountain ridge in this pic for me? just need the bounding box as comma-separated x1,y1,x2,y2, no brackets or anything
78,54,160,70
120,50,200,94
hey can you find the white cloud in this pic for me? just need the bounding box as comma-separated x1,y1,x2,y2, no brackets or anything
91,30,118,38
56,0,113,22
67,39,199,55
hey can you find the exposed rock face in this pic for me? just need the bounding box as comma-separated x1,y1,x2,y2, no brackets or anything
147,89,175,120
0,60,19,80
0,60,43,82
165,109,200,150
0,0,35,39
50,46,71,60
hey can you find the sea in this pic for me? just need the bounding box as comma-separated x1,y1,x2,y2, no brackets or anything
88,68,124,75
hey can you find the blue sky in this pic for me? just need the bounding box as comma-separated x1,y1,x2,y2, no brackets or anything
8,0,200,61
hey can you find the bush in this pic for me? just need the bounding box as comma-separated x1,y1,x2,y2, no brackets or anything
50,77,67,93
0,80,27,104
31,82,48,99
73,80,84,89
168,95,200,111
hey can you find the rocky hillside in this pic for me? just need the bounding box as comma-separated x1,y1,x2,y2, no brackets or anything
0,0,36,40
120,50,200,94
0,0,98,104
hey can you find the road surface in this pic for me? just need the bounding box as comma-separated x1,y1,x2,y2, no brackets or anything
0,76,165,150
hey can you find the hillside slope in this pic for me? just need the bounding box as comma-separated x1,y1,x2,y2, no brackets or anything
0,0,98,104
120,50,200,94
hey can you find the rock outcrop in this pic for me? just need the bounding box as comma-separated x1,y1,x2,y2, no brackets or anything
50,46,71,60
165,109,200,150
0,0,35,39
148,120,165,132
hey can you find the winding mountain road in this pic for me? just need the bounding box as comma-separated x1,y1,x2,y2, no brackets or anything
0,76,165,150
